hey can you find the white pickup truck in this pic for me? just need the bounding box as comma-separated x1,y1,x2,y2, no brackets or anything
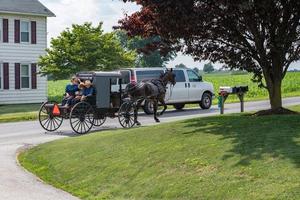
113,68,215,114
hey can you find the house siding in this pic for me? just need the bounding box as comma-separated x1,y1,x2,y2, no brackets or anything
0,13,48,104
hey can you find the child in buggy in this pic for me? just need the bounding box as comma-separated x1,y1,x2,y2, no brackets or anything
71,79,95,105
62,76,80,108
80,80,94,101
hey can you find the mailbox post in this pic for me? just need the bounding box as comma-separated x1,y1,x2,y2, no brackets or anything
219,86,248,114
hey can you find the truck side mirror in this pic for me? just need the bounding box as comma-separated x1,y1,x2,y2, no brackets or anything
199,75,203,82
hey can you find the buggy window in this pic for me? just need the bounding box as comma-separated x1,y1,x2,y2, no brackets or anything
173,70,186,82
111,77,117,85
136,70,164,82
120,70,130,84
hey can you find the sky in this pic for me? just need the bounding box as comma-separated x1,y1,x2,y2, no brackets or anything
40,0,299,70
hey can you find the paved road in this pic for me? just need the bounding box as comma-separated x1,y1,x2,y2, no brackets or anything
0,97,299,200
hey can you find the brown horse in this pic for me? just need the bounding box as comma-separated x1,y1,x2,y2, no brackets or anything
125,68,176,125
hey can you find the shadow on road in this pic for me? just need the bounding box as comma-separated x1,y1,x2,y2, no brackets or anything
43,126,120,137
182,114,300,167
157,107,219,118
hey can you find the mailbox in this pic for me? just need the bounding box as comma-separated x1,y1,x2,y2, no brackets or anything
218,85,248,114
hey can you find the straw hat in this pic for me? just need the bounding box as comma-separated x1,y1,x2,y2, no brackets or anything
79,82,85,89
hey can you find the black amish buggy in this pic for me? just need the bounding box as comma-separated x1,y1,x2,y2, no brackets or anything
38,71,137,134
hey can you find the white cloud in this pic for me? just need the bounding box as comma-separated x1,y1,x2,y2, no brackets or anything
40,0,140,40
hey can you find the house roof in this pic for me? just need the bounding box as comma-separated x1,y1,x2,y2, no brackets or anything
0,0,55,17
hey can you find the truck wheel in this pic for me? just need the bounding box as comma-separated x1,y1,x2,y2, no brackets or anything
143,100,154,115
200,93,212,109
173,104,185,110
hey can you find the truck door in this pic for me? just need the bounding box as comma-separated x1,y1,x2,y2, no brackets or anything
186,69,203,101
166,69,189,103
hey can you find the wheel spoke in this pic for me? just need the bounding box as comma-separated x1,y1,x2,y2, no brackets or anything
80,122,83,133
49,120,53,131
52,118,59,127
82,121,87,133
44,119,51,129
42,118,50,126
128,119,133,127
40,116,48,122
41,108,48,115
73,120,81,129
129,118,135,126
83,119,90,130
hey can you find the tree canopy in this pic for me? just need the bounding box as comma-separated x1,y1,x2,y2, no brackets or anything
118,0,300,110
203,62,215,73
115,30,176,67
175,63,187,69
39,23,136,80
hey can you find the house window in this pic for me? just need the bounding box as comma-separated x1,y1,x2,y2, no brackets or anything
21,64,30,88
21,21,30,42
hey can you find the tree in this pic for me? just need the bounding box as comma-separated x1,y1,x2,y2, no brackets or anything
118,0,300,111
39,23,136,80
115,30,176,67
175,63,187,69
203,62,215,73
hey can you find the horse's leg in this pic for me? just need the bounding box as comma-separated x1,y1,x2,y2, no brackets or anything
153,99,160,123
134,100,142,126
159,97,167,116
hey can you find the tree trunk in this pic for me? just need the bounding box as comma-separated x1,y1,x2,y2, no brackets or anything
267,79,283,110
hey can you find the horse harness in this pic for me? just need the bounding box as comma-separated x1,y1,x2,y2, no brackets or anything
149,79,166,94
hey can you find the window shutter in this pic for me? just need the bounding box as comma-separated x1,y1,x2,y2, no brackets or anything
15,63,20,89
3,19,9,43
14,20,20,43
31,64,37,89
31,21,37,44
3,63,9,89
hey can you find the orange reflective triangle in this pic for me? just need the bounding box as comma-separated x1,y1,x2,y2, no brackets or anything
52,104,60,116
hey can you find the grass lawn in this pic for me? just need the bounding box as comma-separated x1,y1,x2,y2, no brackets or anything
0,104,40,123
19,105,300,200
0,80,68,123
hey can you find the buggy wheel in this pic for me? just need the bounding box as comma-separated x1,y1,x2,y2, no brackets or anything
70,102,94,134
92,116,107,127
39,101,63,132
118,102,135,128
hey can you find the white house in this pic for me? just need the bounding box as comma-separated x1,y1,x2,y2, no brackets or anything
0,0,55,104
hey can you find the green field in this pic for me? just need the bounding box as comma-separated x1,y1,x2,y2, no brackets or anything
47,72,300,103
1,72,300,123
48,79,69,102
19,105,300,200
204,72,300,103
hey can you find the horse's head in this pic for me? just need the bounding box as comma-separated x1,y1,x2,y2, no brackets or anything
161,68,176,86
